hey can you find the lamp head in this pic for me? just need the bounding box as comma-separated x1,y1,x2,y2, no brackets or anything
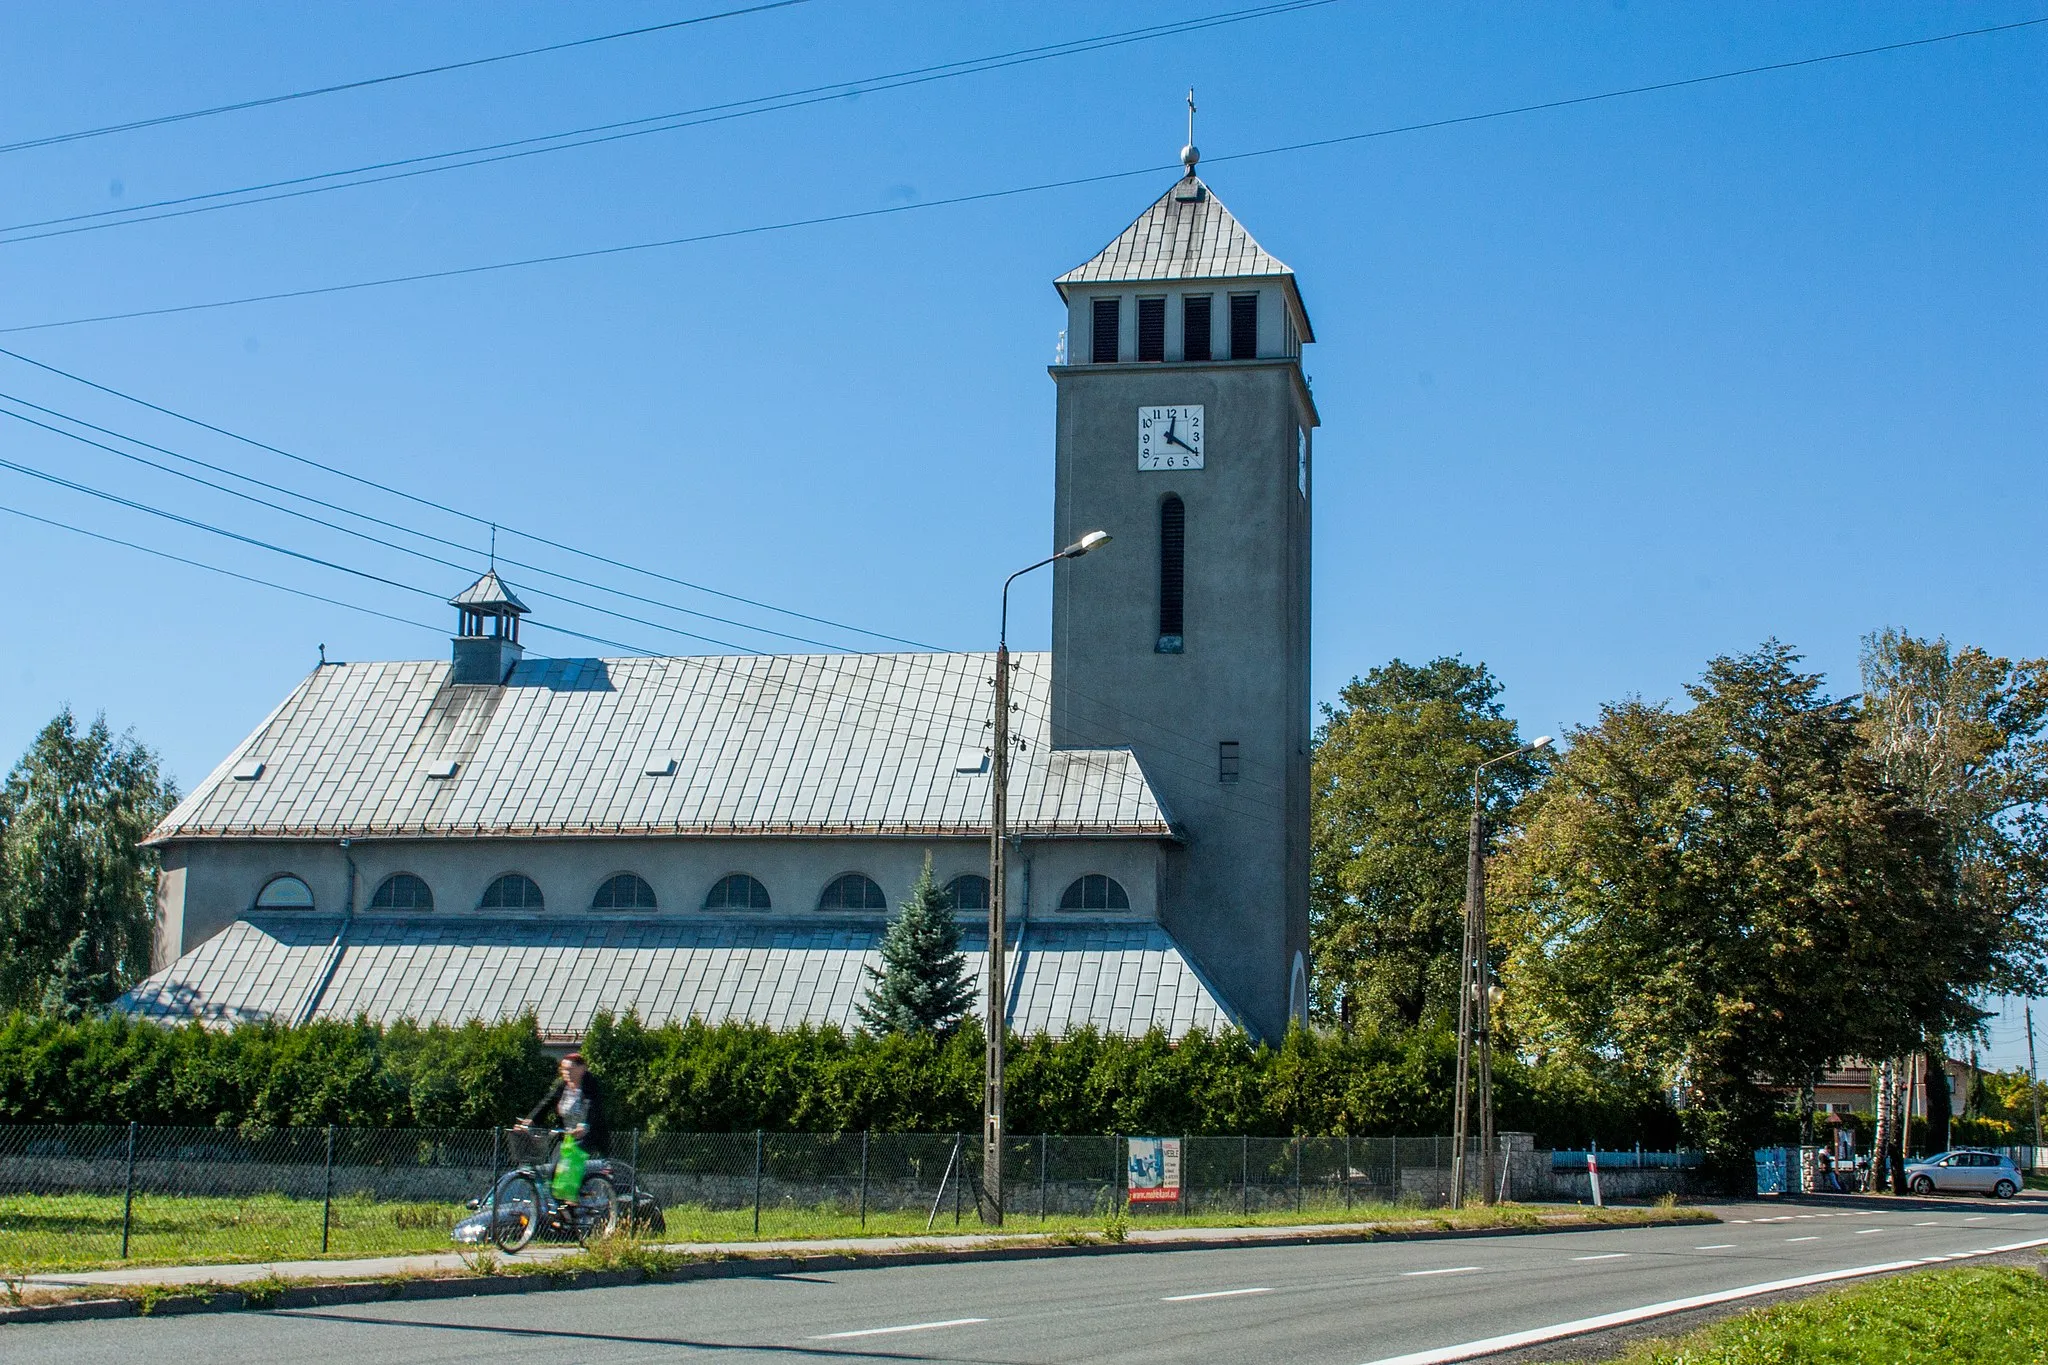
1062,530,1112,558
1527,735,1554,754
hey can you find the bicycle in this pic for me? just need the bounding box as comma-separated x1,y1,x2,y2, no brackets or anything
483,1125,623,1253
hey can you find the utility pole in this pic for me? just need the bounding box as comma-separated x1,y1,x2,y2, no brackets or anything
984,531,1111,1226
1451,734,1550,1209
2028,1002,2043,1162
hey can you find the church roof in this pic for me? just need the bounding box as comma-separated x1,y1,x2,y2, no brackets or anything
1059,173,1295,286
149,651,1172,842
116,912,1244,1040
449,569,527,613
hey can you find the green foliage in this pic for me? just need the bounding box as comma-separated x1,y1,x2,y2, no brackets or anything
1497,643,1988,1170
857,853,973,1036
1589,1265,2048,1365
0,1011,552,1128
0,1012,1673,1144
1309,657,1545,1031
0,710,178,1011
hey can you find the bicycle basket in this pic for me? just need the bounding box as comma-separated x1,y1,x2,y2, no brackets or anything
502,1127,559,1166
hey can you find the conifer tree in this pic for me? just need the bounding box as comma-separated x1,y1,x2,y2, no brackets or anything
858,853,974,1035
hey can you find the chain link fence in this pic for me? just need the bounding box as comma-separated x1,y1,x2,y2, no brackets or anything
0,1126,1669,1271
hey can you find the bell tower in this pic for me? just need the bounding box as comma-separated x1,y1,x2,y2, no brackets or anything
1047,134,1317,1040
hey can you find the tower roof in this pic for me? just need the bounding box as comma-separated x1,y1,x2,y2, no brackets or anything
1055,175,1310,340
449,569,528,614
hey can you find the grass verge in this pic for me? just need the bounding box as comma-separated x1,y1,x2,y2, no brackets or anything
1571,1264,2048,1364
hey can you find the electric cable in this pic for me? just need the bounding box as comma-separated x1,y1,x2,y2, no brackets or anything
7,14,2039,336
0,2,1340,245
0,0,813,157
0,344,942,649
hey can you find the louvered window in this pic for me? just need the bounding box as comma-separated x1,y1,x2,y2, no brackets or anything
1091,297,1120,364
1182,295,1212,361
1158,494,1185,653
1229,292,1259,359
1219,740,1241,784
1136,297,1166,362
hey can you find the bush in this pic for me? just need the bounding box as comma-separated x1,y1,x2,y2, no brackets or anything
0,1011,1677,1143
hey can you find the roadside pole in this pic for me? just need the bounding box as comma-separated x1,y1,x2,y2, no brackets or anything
2028,1003,2043,1169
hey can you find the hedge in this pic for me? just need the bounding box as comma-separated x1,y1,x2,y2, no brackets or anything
0,1011,1678,1147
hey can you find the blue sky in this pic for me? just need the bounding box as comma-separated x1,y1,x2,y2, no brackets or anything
2,3,2043,1068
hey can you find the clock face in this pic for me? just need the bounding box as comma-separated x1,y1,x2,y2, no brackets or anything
1137,405,1204,470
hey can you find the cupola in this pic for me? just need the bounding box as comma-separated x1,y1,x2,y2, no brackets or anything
449,569,528,684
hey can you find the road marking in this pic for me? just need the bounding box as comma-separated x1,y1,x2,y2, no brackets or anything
1694,1244,1735,1250
1402,1266,1481,1277
1965,1216,1988,1222
1355,1236,2048,1365
813,1318,988,1340
1856,1229,1884,1235
1785,1236,1818,1242
1572,1253,1628,1262
1163,1288,1275,1302
1916,1221,1942,1226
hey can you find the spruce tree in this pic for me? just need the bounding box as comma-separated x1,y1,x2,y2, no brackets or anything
858,853,974,1035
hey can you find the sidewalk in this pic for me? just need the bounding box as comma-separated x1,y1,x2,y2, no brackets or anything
25,1209,1704,1293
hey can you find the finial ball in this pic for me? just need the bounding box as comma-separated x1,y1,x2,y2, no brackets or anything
1181,143,1200,174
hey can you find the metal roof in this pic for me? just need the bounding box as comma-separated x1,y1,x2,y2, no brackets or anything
116,912,1243,1039
449,569,528,613
1056,173,1284,277
149,651,1172,842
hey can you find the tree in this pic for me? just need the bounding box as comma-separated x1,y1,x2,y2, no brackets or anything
0,710,178,1011
1309,657,1544,1031
858,853,974,1035
1494,643,1993,1172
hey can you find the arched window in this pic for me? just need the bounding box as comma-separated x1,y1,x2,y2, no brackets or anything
945,874,990,912
368,873,433,911
1157,495,1184,653
817,873,887,911
704,873,771,910
480,873,544,910
255,875,314,909
1059,874,1130,912
592,873,657,910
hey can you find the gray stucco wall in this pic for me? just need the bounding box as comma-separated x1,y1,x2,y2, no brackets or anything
1047,351,1314,1040
153,833,1168,967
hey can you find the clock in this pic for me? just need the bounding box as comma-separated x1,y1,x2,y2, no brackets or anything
1137,405,1203,470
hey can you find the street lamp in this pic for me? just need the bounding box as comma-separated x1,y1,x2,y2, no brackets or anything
1450,733,1552,1209
984,530,1111,1226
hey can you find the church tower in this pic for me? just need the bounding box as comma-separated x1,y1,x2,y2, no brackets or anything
1048,140,1316,1040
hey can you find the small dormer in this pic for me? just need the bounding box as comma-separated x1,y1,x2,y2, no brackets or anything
450,570,528,684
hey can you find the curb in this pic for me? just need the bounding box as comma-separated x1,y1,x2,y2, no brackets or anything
0,1213,1711,1327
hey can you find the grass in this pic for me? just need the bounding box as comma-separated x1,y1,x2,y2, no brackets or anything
1573,1264,2048,1364
0,1190,1706,1275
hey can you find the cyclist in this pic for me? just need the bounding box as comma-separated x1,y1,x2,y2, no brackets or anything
518,1051,610,1157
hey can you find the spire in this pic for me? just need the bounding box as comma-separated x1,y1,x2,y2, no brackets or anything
1181,88,1199,178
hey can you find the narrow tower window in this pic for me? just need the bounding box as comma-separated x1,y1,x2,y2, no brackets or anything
1229,292,1259,359
1136,297,1165,362
1182,295,1212,361
1158,494,1185,653
1091,297,1121,364
1219,741,1241,783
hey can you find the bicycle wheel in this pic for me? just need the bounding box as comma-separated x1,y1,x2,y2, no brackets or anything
570,1172,621,1245
491,1171,542,1253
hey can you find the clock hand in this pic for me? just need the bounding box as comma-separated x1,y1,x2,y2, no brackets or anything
1165,430,1197,453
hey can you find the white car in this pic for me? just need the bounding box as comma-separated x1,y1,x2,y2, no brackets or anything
1903,1149,2021,1198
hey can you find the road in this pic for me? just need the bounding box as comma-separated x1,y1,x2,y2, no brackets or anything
10,1199,2047,1364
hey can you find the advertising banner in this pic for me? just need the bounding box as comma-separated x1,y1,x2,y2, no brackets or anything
1127,1136,1183,1204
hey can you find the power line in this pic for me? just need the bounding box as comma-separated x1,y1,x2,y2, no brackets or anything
0,2,1339,245
0,1,813,157
0,344,941,649
7,14,2040,337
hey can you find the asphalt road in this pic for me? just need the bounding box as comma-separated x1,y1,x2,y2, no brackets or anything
11,1199,2047,1364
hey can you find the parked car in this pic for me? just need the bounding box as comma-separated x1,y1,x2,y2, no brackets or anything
1902,1149,2021,1198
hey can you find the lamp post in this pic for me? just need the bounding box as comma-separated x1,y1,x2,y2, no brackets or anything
985,529,1111,1226
1450,733,1552,1209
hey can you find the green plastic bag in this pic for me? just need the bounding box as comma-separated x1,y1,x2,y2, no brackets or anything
552,1133,588,1201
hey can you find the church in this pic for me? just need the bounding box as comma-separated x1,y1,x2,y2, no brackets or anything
121,151,1319,1044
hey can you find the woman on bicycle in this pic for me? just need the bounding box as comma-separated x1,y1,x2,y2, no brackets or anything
518,1051,610,1157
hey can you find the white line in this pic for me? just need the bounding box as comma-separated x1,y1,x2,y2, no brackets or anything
812,1318,988,1340
1402,1266,1481,1277
1695,1244,1736,1250
1354,1236,2048,1365
1572,1253,1628,1262
1856,1229,1885,1235
1163,1287,1276,1302
1916,1221,1942,1226
1786,1236,1818,1242
1965,1216,1988,1222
